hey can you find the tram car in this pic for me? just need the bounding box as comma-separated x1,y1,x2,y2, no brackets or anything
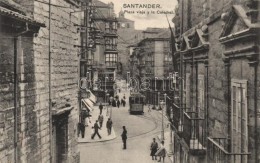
129,92,145,114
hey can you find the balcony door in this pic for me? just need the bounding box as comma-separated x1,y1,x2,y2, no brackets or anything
231,79,248,163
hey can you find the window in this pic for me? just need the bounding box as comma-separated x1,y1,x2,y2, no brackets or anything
112,22,117,30
105,22,109,30
198,75,204,118
105,53,118,67
231,79,248,163
105,37,117,50
185,73,190,109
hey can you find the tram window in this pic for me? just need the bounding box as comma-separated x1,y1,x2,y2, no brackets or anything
140,97,143,104
130,97,134,104
135,97,140,104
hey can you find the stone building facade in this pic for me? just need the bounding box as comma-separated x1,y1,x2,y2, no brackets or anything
81,0,118,101
170,0,260,163
117,10,143,79
129,28,174,104
0,0,81,162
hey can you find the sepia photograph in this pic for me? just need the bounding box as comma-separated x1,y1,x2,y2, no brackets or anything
0,0,259,162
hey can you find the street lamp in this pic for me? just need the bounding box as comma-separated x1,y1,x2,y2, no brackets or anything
160,93,167,141
127,71,130,90
105,76,108,103
106,93,110,116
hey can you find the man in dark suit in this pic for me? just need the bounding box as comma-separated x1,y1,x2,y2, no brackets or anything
121,126,127,149
91,120,102,139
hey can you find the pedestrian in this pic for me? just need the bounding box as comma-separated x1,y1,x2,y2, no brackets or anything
99,102,103,114
98,113,104,128
121,98,125,107
77,122,85,138
112,98,116,107
121,126,127,149
91,120,102,139
150,138,158,160
117,100,120,108
148,104,151,112
123,94,126,100
106,118,113,135
155,141,166,162
109,96,112,105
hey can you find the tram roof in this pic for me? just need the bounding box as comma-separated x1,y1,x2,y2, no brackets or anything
129,92,145,97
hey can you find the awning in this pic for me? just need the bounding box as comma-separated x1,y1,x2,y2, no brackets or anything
87,90,97,104
82,98,94,108
82,99,92,111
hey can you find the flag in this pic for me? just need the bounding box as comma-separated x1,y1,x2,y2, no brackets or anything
166,14,177,71
166,14,176,54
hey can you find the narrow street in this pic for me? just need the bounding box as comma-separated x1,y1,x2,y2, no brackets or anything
79,90,172,163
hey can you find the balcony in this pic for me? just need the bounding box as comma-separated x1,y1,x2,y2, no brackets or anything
137,61,146,68
80,59,94,65
99,81,115,91
183,111,206,155
105,44,117,52
207,137,250,163
104,28,117,36
105,62,117,68
166,98,182,134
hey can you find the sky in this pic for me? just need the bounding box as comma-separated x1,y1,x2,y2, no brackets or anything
98,0,178,30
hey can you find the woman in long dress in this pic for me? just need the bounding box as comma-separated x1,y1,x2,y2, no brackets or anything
155,141,166,162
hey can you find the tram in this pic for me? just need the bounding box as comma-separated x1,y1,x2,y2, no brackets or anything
129,92,145,114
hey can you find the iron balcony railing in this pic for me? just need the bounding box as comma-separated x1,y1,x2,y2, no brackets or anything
183,111,206,153
207,137,250,163
166,97,181,131
105,62,117,68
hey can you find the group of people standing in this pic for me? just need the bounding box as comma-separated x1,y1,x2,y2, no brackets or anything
150,138,166,162
90,103,114,139
109,94,126,108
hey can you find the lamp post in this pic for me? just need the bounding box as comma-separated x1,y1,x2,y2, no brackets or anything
158,91,160,110
106,93,110,116
104,76,108,104
127,71,130,90
160,93,167,141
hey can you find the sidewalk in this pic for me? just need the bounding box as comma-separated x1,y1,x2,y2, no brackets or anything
78,104,117,143
157,110,174,163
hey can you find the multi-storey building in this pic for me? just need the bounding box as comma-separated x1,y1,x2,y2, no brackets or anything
129,28,174,104
117,10,143,79
81,0,118,101
170,0,260,163
0,0,81,162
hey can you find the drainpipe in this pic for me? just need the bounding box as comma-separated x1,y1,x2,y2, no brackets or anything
254,63,258,162
48,0,53,162
14,23,30,163
225,59,231,153
205,60,209,143
14,35,18,163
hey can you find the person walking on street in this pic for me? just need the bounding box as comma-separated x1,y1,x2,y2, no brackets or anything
150,138,158,160
123,94,126,100
99,102,103,114
91,120,102,139
117,100,120,108
98,113,104,128
121,98,126,107
155,141,166,162
148,104,151,112
121,126,127,149
106,118,113,135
